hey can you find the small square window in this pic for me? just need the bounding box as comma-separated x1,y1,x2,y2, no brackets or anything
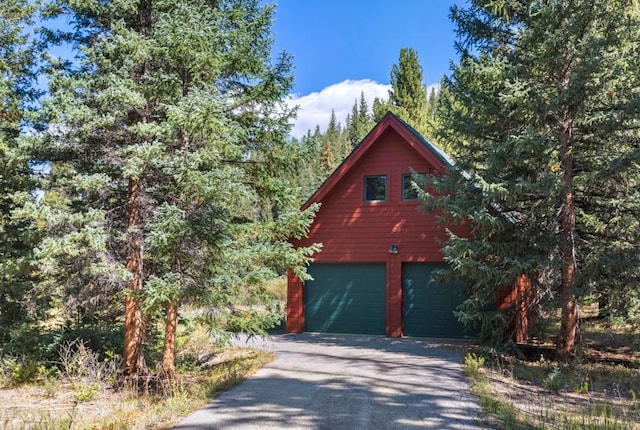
402,173,427,201
364,175,387,202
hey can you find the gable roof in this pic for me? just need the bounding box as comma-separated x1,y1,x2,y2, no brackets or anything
301,112,455,210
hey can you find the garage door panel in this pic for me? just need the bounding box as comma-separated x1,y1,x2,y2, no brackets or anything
402,263,466,338
305,263,385,335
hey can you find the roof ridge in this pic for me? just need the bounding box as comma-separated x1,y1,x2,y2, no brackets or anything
300,112,455,210
389,113,455,168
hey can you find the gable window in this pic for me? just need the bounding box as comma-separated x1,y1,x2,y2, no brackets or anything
402,173,427,201
364,175,387,202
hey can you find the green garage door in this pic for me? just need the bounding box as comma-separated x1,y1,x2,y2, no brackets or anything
305,263,386,335
402,263,466,338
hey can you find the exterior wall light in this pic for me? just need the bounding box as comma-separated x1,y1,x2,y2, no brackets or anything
389,244,399,254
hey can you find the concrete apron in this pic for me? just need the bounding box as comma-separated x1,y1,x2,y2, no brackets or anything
173,333,485,430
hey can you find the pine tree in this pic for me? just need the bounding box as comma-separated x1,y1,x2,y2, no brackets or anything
39,0,318,380
321,109,340,174
426,0,640,360
356,91,374,141
345,92,374,149
388,48,430,138
346,101,360,147
0,0,40,349
372,97,392,122
427,86,439,120
296,132,323,200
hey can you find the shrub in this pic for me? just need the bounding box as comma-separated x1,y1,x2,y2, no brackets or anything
58,338,119,384
543,366,566,393
73,381,101,402
463,352,486,379
0,355,41,385
574,375,590,394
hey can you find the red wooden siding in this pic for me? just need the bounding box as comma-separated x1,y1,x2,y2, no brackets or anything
386,256,402,337
286,269,304,333
288,113,531,340
292,127,451,263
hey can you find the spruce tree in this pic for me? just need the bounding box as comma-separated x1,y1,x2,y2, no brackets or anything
321,109,340,174
426,0,640,360
0,0,40,349
388,48,431,139
297,130,325,200
345,92,373,149
356,91,374,142
38,0,318,380
427,86,439,120
346,101,360,148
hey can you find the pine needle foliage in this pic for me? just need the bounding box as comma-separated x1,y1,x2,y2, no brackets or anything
28,0,319,379
0,0,42,350
425,0,640,359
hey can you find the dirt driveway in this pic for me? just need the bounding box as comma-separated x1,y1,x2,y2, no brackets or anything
173,333,485,429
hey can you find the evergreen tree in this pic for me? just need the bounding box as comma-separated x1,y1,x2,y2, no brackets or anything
313,124,322,140
388,48,431,138
320,109,340,174
427,86,439,120
346,101,360,147
426,0,640,360
344,112,352,133
334,113,352,166
356,91,374,141
345,92,374,149
38,0,318,380
372,96,392,122
0,0,40,349
296,132,323,200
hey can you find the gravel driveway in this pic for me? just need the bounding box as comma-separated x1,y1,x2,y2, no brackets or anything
173,333,485,429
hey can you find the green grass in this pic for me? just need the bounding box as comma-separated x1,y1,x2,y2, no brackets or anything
463,353,531,429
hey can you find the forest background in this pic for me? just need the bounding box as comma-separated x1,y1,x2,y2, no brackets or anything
1,0,639,399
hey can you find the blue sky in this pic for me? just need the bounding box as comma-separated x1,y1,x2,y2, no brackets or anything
271,0,463,137
42,1,463,138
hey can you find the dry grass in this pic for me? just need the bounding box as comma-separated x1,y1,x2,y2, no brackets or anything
0,347,274,430
466,319,640,429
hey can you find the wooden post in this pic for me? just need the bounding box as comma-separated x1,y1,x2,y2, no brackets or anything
286,269,305,333
386,256,403,337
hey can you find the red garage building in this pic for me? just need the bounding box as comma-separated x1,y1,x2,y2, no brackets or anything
287,113,528,339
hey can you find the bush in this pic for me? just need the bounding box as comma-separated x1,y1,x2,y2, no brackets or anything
1,325,124,364
73,381,101,402
58,338,119,385
543,366,566,393
0,356,41,385
463,352,486,379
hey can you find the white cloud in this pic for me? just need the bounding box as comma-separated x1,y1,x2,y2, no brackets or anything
286,79,391,139
286,79,441,140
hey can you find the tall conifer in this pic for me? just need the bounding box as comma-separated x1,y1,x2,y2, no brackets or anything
39,0,318,379
389,48,430,138
0,0,39,348
426,0,640,360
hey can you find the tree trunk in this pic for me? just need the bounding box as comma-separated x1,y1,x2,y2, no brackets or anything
122,178,148,377
555,116,579,362
121,0,153,380
162,257,182,379
160,70,189,380
597,294,610,319
162,298,179,377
